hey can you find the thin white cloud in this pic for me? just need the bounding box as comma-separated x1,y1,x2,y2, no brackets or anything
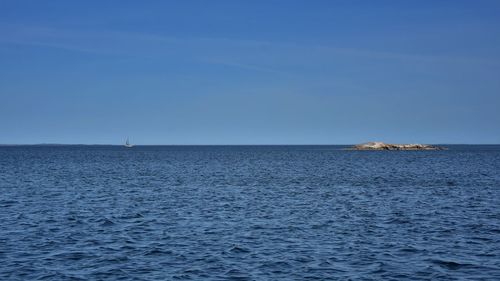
1,24,498,69
200,58,287,75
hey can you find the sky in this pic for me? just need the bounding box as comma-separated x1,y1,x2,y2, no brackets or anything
1,0,499,144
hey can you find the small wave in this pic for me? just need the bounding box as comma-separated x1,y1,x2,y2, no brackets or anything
120,212,144,219
224,269,252,280
0,199,18,207
431,259,467,270
229,245,251,254
97,218,115,226
50,251,93,261
399,246,419,253
446,181,457,186
144,248,173,256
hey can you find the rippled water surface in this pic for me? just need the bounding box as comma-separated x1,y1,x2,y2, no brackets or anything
1,145,500,280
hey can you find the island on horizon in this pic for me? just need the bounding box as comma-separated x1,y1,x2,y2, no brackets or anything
352,142,445,150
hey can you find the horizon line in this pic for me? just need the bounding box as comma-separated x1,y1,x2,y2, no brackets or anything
1,143,500,146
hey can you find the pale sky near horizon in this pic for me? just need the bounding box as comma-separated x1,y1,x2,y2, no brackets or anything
1,0,500,144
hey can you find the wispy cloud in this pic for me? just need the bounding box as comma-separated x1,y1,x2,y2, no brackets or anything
1,24,498,72
200,58,287,75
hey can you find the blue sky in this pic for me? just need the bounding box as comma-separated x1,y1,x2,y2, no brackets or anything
1,0,499,144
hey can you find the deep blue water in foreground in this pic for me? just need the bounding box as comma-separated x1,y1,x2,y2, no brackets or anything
1,145,500,280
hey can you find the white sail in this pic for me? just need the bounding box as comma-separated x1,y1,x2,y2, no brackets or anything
125,137,133,148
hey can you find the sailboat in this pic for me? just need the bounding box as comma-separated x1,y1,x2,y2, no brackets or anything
124,137,133,148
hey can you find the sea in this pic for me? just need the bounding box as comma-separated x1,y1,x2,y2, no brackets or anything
1,145,499,280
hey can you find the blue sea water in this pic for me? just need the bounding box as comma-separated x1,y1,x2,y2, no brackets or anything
0,145,499,280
